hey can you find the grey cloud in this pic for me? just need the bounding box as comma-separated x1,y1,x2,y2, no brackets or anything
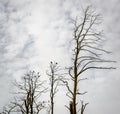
0,0,120,114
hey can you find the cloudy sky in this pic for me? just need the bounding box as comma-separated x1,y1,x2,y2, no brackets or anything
0,0,120,114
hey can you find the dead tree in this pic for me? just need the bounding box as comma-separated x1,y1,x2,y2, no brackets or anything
62,6,115,114
1,71,47,114
46,61,60,114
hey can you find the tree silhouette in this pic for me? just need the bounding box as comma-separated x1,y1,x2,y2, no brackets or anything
62,6,115,114
46,61,61,114
1,71,47,114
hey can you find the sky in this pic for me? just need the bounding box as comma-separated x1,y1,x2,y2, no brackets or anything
0,0,120,114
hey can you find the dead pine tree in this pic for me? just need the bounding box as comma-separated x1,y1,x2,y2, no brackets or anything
46,61,61,114
62,6,115,114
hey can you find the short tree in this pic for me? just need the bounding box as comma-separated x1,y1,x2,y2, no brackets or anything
1,71,47,114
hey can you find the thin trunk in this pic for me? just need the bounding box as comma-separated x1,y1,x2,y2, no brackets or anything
30,94,33,114
73,39,79,114
51,70,54,114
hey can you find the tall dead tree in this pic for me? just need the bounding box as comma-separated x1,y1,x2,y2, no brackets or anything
62,6,115,114
46,61,60,114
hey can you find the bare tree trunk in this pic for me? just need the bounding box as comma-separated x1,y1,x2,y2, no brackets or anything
30,94,34,114
73,39,79,114
51,70,54,114
70,101,74,114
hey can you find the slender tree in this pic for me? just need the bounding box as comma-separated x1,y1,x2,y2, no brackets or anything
46,62,60,114
62,6,115,114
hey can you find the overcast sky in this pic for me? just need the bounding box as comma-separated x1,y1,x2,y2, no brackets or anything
0,0,120,114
